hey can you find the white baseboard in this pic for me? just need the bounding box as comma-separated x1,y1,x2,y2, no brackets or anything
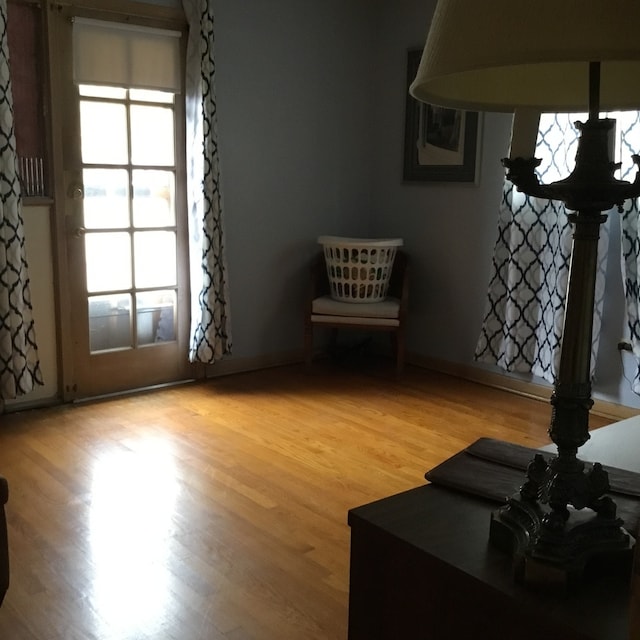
4,348,637,424
204,351,302,378
408,353,639,422
207,350,640,422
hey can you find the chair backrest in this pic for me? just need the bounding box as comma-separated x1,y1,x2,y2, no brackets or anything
386,250,408,301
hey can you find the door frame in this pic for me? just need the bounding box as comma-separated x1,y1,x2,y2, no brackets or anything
46,0,197,401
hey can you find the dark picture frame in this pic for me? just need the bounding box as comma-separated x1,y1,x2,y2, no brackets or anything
403,49,480,183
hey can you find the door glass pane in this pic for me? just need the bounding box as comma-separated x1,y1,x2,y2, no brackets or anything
80,85,127,99
130,89,173,104
132,170,175,228
83,168,130,229
88,294,132,352
130,105,174,166
85,232,132,292
80,101,128,164
137,290,176,345
134,231,176,288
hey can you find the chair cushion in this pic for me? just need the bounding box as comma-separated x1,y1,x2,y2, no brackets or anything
311,314,400,327
311,295,400,326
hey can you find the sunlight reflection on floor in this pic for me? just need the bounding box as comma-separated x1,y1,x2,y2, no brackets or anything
89,437,178,637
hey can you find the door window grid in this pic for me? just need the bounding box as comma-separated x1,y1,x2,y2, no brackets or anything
80,85,178,353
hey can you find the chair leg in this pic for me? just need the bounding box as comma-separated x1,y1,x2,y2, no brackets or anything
393,330,405,375
324,328,339,361
304,322,314,365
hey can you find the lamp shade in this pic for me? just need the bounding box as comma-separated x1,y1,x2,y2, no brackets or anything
410,0,640,112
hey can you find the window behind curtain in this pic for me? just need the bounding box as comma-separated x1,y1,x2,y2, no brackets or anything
7,0,47,197
536,111,640,183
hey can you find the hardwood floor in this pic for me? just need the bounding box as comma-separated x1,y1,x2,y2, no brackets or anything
0,362,612,639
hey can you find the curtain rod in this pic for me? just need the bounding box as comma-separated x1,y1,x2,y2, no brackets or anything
9,0,42,8
49,0,185,25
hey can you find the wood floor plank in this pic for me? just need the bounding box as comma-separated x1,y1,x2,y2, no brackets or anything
0,363,612,639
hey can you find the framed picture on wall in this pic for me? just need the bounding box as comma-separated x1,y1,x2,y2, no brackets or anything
403,48,481,183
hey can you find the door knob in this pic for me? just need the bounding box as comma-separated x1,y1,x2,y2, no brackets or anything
68,184,84,200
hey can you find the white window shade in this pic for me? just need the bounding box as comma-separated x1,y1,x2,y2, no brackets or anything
73,18,181,93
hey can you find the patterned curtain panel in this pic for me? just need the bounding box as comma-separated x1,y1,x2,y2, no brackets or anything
475,114,608,383
182,0,232,363
0,0,42,399
618,112,640,392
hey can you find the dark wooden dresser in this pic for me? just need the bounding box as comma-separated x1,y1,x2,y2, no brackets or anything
348,417,640,640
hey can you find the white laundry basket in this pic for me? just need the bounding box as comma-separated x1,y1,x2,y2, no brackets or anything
318,236,403,303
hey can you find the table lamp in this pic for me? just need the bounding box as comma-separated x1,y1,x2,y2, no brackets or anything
410,0,640,588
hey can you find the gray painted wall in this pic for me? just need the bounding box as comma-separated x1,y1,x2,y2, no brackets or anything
13,0,629,411
212,0,640,409
369,0,640,410
7,0,638,412
212,0,375,358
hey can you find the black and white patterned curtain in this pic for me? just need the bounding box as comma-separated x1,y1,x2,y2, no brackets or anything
617,112,640,393
182,0,232,363
0,0,42,400
475,114,609,383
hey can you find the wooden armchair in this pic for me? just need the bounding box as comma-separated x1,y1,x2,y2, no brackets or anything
304,250,409,373
0,476,8,606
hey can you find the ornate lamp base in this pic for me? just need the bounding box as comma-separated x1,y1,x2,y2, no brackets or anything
495,100,640,592
490,492,634,591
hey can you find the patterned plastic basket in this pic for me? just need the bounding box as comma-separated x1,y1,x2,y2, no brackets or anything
318,236,403,303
